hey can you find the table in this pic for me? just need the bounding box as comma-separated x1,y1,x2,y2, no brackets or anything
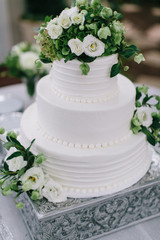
0,83,160,240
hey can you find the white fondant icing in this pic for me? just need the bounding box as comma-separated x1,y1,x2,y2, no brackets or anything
36,74,135,144
20,106,151,198
50,54,118,97
36,117,133,149
20,55,151,198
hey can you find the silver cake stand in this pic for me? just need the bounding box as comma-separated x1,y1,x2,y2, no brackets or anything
19,148,160,240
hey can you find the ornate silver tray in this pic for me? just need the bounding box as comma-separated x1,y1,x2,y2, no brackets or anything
19,149,160,240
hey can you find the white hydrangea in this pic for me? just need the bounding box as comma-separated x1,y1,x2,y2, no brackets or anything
19,51,39,70
20,167,44,191
83,34,105,57
42,178,67,203
136,106,153,127
71,13,85,25
47,21,63,39
58,13,72,29
6,148,27,172
68,38,84,56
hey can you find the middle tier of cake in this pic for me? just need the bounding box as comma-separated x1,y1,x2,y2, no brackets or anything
36,74,135,145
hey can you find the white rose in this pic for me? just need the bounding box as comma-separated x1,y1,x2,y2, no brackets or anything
61,6,79,17
47,21,63,39
68,38,84,56
42,178,67,203
19,51,39,70
6,148,27,172
71,13,85,25
20,167,44,191
83,35,105,57
136,106,153,127
58,13,72,29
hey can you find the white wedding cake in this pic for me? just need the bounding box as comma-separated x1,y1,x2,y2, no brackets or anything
20,54,151,198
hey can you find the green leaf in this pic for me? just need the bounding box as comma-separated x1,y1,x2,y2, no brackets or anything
142,95,153,105
78,54,96,63
6,151,22,161
136,87,142,101
7,137,24,150
80,63,90,75
39,53,52,63
3,142,14,150
141,127,156,146
26,139,35,152
110,61,121,77
16,202,24,209
44,15,53,25
64,53,77,62
155,103,160,110
120,45,139,59
151,117,160,129
18,168,26,178
62,48,70,56
10,181,19,191
3,162,9,171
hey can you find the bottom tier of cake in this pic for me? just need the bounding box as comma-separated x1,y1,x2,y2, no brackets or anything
20,104,151,198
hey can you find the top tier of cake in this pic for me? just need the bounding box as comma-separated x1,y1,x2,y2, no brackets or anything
50,54,118,99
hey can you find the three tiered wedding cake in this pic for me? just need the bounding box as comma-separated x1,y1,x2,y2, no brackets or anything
20,53,151,198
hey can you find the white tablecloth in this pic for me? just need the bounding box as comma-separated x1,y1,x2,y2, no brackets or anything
0,83,160,240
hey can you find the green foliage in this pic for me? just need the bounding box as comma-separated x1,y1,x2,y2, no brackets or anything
0,130,47,208
120,45,139,59
35,0,143,76
80,63,90,75
110,61,121,77
131,86,160,147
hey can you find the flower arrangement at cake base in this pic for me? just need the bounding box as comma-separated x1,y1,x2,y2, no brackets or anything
0,131,66,208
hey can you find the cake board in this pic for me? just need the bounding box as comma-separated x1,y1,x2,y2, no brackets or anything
19,149,160,240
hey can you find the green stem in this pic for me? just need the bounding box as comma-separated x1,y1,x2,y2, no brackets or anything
0,138,6,143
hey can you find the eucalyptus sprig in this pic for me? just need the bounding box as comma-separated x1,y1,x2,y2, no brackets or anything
0,128,46,208
131,86,160,146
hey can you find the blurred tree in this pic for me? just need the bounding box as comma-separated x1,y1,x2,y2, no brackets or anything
23,0,67,21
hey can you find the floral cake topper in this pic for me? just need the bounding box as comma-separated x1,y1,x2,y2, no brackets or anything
35,0,145,76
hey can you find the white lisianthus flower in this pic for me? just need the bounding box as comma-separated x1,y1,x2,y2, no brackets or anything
20,167,44,191
71,13,85,25
50,17,59,25
6,148,27,172
83,35,105,57
42,178,67,203
47,21,63,39
61,6,79,17
136,106,153,127
19,51,39,70
58,13,72,29
68,38,84,56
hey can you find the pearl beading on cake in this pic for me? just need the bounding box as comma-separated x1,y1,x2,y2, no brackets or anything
62,157,149,197
52,87,119,104
37,123,133,149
